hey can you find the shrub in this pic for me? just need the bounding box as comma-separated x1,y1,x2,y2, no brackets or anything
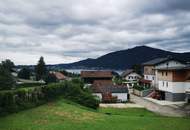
0,80,99,116
16,83,44,88
42,81,99,109
133,85,150,91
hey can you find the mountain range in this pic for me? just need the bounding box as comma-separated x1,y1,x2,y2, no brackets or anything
49,46,190,70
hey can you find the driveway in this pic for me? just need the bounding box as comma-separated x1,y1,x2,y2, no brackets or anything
100,103,144,108
130,94,189,117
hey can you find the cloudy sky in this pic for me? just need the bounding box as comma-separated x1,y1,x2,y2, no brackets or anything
0,0,190,65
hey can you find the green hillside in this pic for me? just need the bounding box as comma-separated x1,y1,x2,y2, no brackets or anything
0,98,190,130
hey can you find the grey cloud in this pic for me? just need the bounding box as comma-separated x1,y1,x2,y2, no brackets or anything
0,0,190,64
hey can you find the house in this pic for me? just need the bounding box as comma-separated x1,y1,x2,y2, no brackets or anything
81,71,129,102
121,69,141,88
92,84,129,102
50,72,68,82
121,69,142,81
142,57,186,87
156,66,190,102
81,71,113,85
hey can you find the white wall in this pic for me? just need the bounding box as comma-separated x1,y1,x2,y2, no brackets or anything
112,93,128,101
158,81,190,93
153,60,186,89
144,74,156,86
155,60,185,69
125,73,141,81
93,93,128,102
185,83,190,92
93,93,102,100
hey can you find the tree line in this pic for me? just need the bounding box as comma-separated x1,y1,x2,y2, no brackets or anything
0,56,49,90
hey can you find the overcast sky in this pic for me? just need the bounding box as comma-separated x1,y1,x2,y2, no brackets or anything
0,0,190,65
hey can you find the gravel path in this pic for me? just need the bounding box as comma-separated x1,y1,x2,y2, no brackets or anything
100,103,144,108
130,94,188,117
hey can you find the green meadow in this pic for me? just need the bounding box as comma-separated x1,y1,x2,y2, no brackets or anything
0,98,189,130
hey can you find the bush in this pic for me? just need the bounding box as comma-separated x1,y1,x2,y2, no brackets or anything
133,85,150,91
42,81,99,109
16,83,44,88
0,80,99,116
0,88,45,115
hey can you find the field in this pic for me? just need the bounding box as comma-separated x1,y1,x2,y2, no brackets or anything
0,98,190,130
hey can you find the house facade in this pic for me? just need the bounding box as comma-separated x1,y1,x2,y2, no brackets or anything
81,71,129,102
121,69,141,88
121,69,142,81
156,66,190,102
143,65,156,86
143,57,186,88
143,57,190,102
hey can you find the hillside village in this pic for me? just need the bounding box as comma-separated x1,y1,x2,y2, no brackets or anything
1,55,190,113
0,53,190,130
80,56,190,104
1,0,190,129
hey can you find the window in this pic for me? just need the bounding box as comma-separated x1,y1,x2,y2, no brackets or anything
166,72,168,76
146,76,148,79
162,72,164,76
152,77,154,80
163,81,164,86
166,62,169,66
166,82,168,87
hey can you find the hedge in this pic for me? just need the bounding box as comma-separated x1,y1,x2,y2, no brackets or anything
16,83,45,88
133,85,150,91
0,80,99,116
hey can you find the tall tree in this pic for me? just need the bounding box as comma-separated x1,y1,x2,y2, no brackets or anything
35,56,47,80
0,64,15,90
1,59,15,72
18,67,31,79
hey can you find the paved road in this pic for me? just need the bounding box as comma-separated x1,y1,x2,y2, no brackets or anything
130,94,188,117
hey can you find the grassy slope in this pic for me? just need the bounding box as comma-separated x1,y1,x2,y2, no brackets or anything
0,98,190,130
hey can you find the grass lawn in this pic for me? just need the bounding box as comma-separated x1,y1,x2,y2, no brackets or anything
0,98,190,130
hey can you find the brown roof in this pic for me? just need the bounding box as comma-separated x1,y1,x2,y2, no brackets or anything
139,79,151,84
92,85,128,93
81,71,113,78
53,72,67,80
92,80,113,88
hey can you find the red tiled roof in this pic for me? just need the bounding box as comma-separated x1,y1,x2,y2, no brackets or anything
53,72,67,80
139,79,151,84
81,71,113,78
